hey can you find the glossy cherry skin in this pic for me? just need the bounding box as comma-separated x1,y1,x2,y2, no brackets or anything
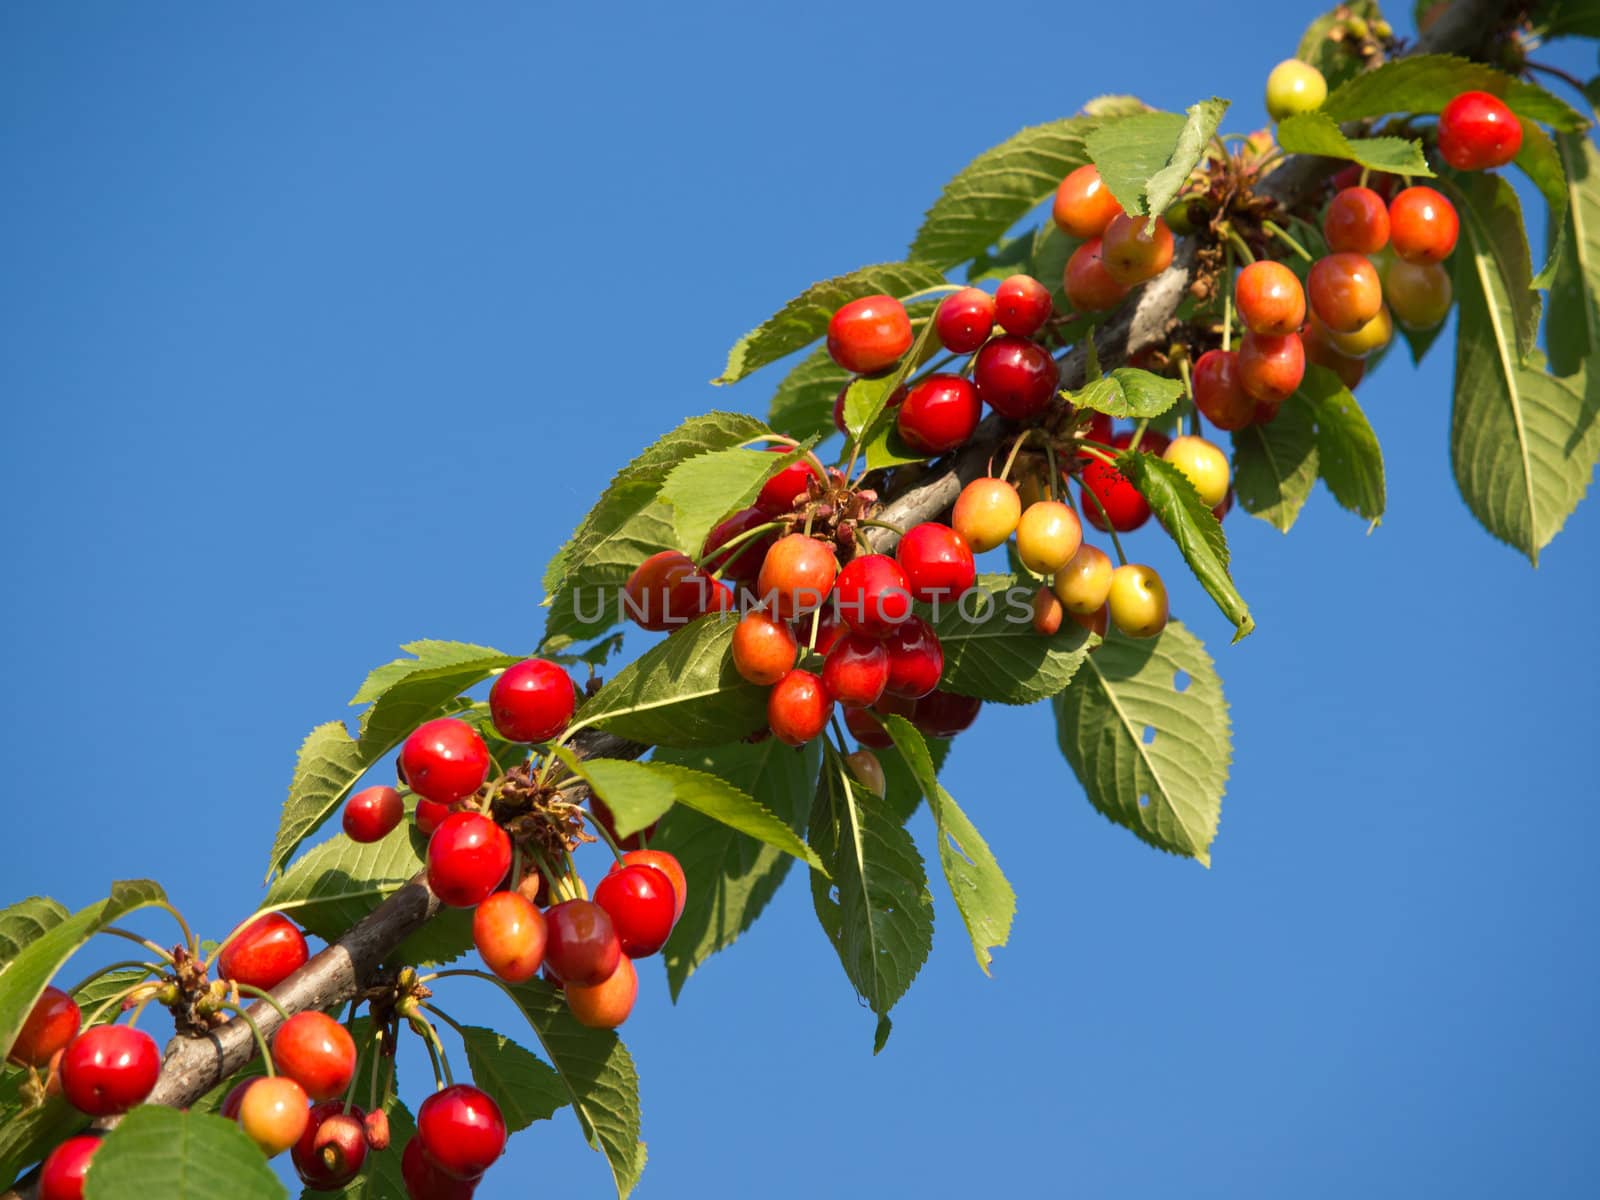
1235,260,1306,336
1063,237,1130,313
473,890,547,983
1314,304,1392,359
1385,258,1453,329
9,986,81,1068
622,549,697,630
1031,587,1064,635
1108,563,1169,639
827,295,913,374
415,798,452,837
344,785,405,843
401,1137,477,1200
952,477,1021,553
844,705,894,749
1238,331,1306,405
39,1135,100,1200
293,1101,369,1190
882,615,944,699
912,691,982,738
1323,186,1391,254
934,287,996,353
756,534,838,620
219,1077,254,1120
272,1011,357,1103
565,954,638,1030
593,866,676,958
1080,439,1151,533
832,553,912,637
616,850,687,921
1308,252,1383,332
1015,500,1083,575
1191,348,1253,431
1071,602,1111,640
821,633,890,708
896,373,981,455
1389,186,1459,264
1100,214,1174,286
238,1075,311,1157
59,1025,160,1116
973,335,1060,420
543,899,623,986
1052,543,1115,614
806,606,846,655
1163,435,1232,507
1265,58,1327,120
895,522,976,605
1053,164,1122,239
702,506,776,588
427,812,512,909
731,610,798,686
218,913,310,993
994,274,1053,336
767,669,832,747
418,1084,507,1180
400,718,491,806
489,658,575,743
1438,90,1522,170
755,445,818,516
845,749,886,797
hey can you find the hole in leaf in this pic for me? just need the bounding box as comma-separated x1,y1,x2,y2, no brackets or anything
1137,794,1150,809
1141,726,1156,745
1173,670,1191,692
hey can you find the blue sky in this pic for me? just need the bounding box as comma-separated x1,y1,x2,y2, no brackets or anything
3,3,1596,1197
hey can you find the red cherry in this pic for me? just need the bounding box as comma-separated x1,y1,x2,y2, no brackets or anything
1053,164,1123,239
1078,410,1114,452
767,669,832,746
1238,331,1306,405
473,891,547,983
427,812,512,909
1234,260,1306,336
9,986,81,1068
755,446,818,516
1191,349,1253,431
896,373,981,455
400,718,490,806
622,550,697,631
615,849,688,921
543,899,622,986
593,866,676,958
1100,213,1174,285
1389,186,1459,264
271,1012,356,1103
1323,186,1391,254
895,522,976,604
39,1135,100,1200
1063,237,1130,313
832,553,912,637
882,616,944,699
293,1101,369,1190
934,287,996,353
364,1108,392,1151
994,274,1053,336
821,633,891,708
756,534,838,620
417,1084,507,1180
827,295,913,374
807,606,846,655
912,691,982,738
832,385,850,435
844,705,894,749
415,798,452,837
1438,90,1523,171
973,336,1060,420
565,955,638,1029
1080,435,1151,533
218,913,310,993
58,1025,160,1116
489,658,575,743
343,785,404,843
1307,252,1382,333
220,1077,254,1120
401,1137,477,1200
731,609,799,686
1329,163,1399,200
702,507,776,589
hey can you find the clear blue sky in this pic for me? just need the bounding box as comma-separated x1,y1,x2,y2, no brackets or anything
3,3,1596,1197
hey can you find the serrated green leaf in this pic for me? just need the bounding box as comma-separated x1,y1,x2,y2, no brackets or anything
1052,621,1229,865
1549,132,1600,377
266,721,378,882
1300,365,1386,520
1516,120,1571,288
459,1025,568,1132
0,1069,86,1188
1116,453,1254,640
1142,99,1230,226
909,119,1094,268
1230,397,1320,532
1085,100,1229,223
1275,112,1434,176
767,343,850,443
1067,367,1185,419
861,418,931,471
658,442,811,555
1318,54,1587,130
73,967,159,1025
84,1107,287,1200
0,897,68,974
1443,170,1541,363
352,640,520,749
926,581,1095,702
874,736,952,824
571,616,767,748
881,718,1014,976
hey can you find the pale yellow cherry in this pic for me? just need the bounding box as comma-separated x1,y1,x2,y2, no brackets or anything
1161,435,1231,508
1015,500,1083,575
1312,306,1393,359
1265,59,1327,121
1052,543,1114,614
952,477,1023,554
1107,563,1169,639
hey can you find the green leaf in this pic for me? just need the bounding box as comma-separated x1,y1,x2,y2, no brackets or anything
908,118,1093,268
875,736,951,824
0,1071,86,1188
1444,169,1541,363
460,1025,568,1132
1084,100,1229,223
1299,365,1386,520
352,640,520,748
862,419,932,471
1318,54,1588,130
1516,120,1571,289
1536,0,1600,38
1116,453,1254,640
1275,112,1434,176
84,1107,287,1200
1549,132,1600,377
1066,367,1184,419
0,881,167,1064
657,441,811,555
1081,94,1153,118
74,967,159,1024
265,721,377,882
190,1060,268,1116
0,897,68,973
1230,397,1320,532
882,717,1014,975
505,979,646,1198
807,760,934,1038
652,740,820,998
927,581,1095,703
572,615,767,748
1052,622,1230,865
716,263,949,385
767,344,850,443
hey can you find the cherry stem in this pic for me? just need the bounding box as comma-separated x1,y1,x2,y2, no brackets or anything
805,605,822,653
101,927,176,965
584,808,628,865
65,960,160,998
857,519,906,536
232,982,293,1024
362,1026,386,1114
1526,59,1588,93
409,1011,454,1089
1078,479,1129,567
1044,440,1062,503
1222,243,1236,355
1221,225,1255,265
898,283,964,304
998,429,1033,484
217,1002,276,1076
1262,220,1312,263
1177,356,1200,437
154,902,198,958
83,978,158,1029
1127,419,1150,452
697,518,784,576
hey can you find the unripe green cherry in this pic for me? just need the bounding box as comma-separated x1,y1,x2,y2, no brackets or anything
1014,501,1083,575
951,477,1022,553
1265,59,1327,121
1051,543,1113,614
1161,435,1231,508
1107,564,1170,639
1384,259,1453,329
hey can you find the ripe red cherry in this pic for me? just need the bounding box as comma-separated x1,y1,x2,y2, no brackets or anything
58,1025,160,1116
616,849,687,920
1308,252,1382,333
994,274,1053,336
972,335,1060,420
401,1137,477,1200
418,1084,507,1180
806,606,846,655
1080,444,1150,533
293,1101,369,1190
271,1011,356,1102
1100,213,1175,285
1389,186,1459,264
844,705,894,749
822,633,891,708
473,890,547,982
768,669,832,746
1323,186,1391,254
623,549,709,630
1438,90,1523,170
731,610,798,686
827,295,913,374
1330,163,1399,201
219,1077,254,1120
896,373,981,455
39,1135,100,1200
755,445,818,516
895,522,976,604
1053,164,1122,239
1063,237,1130,313
343,785,404,843
832,553,912,637
912,691,983,738
564,954,638,1029
415,798,452,836
593,865,676,958
1234,260,1306,336
702,506,777,588
427,812,512,908
9,986,81,1068
218,913,310,992
933,287,996,353
399,718,490,806
883,616,944,699
756,534,838,620
1238,331,1307,404
1191,349,1253,431
544,899,622,986
489,658,575,743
